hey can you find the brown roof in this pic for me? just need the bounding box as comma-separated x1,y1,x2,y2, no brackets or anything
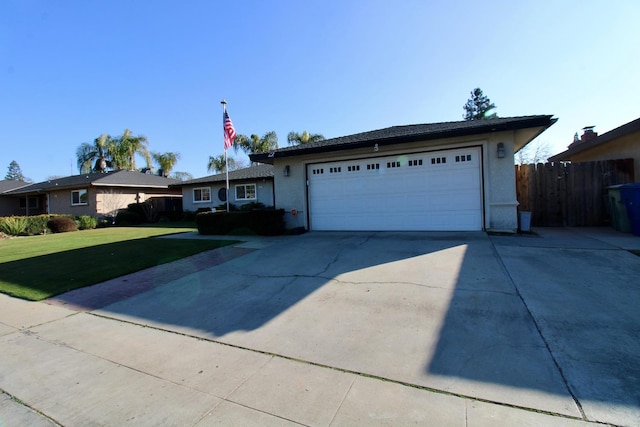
549,117,640,161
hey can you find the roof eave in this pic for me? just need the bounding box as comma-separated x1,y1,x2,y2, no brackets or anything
549,116,640,161
92,183,173,189
250,116,556,164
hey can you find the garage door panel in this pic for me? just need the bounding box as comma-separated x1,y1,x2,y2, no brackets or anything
308,148,482,231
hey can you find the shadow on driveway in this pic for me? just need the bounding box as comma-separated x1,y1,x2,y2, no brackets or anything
48,230,640,425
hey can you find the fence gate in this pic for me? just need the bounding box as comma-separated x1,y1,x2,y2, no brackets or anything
515,159,635,227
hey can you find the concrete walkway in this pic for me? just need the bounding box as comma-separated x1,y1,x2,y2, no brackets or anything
0,227,638,426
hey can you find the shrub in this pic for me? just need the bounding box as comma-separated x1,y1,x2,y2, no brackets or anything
127,201,157,223
0,216,28,236
77,215,98,230
25,215,50,235
196,209,285,236
115,210,143,226
214,203,238,212
239,202,266,211
182,210,197,221
47,216,78,233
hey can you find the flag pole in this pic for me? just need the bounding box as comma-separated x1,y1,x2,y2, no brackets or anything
221,99,229,212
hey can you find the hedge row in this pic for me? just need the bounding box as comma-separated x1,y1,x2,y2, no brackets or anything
196,209,285,236
0,214,98,236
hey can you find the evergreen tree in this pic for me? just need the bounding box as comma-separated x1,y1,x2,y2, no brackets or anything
463,88,497,120
5,160,26,181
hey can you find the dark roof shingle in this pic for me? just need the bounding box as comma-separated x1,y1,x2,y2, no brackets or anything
5,170,180,195
176,164,274,186
250,115,555,164
0,180,31,193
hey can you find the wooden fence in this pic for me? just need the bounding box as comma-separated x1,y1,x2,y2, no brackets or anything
515,159,635,226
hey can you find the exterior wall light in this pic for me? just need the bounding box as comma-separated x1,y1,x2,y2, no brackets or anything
497,142,505,158
283,165,290,176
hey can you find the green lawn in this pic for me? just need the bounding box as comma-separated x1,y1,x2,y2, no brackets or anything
0,226,238,301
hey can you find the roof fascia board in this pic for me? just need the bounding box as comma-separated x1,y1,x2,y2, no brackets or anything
250,116,555,164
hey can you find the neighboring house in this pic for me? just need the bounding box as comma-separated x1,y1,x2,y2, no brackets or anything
549,117,640,178
0,180,31,216
2,170,181,217
177,164,274,212
250,116,556,232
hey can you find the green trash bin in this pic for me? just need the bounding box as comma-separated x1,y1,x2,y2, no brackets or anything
607,185,631,233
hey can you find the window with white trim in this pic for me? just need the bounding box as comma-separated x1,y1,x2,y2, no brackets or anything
71,189,88,206
235,184,256,200
193,187,211,203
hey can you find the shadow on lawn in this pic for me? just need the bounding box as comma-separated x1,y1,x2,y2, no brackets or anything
0,238,236,301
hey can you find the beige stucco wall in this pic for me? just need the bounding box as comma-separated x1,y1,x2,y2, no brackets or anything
484,133,519,231
563,131,639,180
181,180,274,212
48,188,97,216
271,130,522,232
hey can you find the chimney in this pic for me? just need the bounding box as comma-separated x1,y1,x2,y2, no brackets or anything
580,126,597,142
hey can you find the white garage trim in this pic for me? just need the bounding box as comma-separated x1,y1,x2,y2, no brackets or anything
306,146,483,231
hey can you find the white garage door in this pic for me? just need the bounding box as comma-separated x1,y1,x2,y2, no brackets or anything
307,147,482,231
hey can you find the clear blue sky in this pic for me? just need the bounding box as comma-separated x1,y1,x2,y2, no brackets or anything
1,0,638,182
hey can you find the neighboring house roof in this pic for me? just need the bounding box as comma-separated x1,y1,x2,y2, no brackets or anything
4,170,181,195
250,115,556,164
0,180,31,193
549,117,640,161
176,164,274,186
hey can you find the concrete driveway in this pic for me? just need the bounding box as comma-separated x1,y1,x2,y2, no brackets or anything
0,228,639,426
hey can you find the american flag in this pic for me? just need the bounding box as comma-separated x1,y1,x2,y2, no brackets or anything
223,110,236,150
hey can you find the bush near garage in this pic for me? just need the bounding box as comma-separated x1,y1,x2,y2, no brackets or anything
47,216,78,233
114,210,144,226
196,209,285,236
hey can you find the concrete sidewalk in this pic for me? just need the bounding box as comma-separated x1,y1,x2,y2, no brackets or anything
0,297,596,427
1,228,638,426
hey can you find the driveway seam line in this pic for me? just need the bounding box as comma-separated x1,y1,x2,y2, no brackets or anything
0,387,64,426
327,375,356,426
214,399,308,426
488,238,588,421
85,311,590,423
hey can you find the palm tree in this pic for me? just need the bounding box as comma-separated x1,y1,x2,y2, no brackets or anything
151,151,181,177
114,129,151,170
170,171,193,181
76,134,115,174
287,131,325,145
207,154,237,173
234,131,279,155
